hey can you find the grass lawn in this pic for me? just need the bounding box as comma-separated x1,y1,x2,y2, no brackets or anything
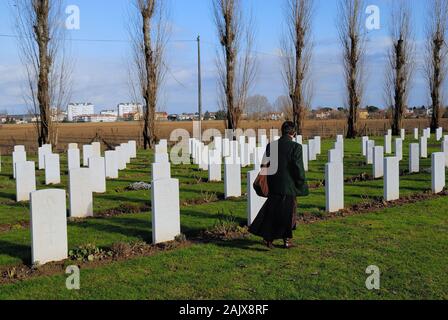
0,135,446,299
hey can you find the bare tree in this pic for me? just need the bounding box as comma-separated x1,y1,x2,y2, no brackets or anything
281,0,314,135
337,0,366,139
385,1,415,136
425,0,448,132
274,95,293,120
129,0,169,149
213,0,257,132
245,94,272,120
13,0,72,147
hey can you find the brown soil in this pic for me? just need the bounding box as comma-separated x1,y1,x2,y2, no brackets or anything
298,189,448,224
0,239,190,285
2,118,445,154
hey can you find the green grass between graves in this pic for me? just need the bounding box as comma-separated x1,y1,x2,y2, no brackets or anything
0,135,446,299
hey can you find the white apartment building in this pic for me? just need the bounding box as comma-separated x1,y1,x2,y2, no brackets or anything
67,103,95,122
100,110,118,117
118,103,143,118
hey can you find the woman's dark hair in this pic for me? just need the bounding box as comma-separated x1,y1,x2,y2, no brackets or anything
281,121,296,136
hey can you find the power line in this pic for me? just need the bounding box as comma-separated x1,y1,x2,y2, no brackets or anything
0,33,197,44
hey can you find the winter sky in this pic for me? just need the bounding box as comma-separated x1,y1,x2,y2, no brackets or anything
0,0,445,115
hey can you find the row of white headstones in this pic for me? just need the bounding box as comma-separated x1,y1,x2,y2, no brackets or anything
6,141,138,265
153,127,446,226
152,134,323,227
326,127,447,213
4,125,445,265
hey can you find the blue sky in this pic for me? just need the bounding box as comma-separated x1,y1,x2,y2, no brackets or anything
0,0,443,115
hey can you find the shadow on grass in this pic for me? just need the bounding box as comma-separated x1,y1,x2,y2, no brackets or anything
0,240,31,265
71,217,153,243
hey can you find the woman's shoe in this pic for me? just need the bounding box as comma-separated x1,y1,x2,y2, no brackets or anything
283,239,296,249
263,240,274,249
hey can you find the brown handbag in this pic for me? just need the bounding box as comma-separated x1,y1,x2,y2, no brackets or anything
253,167,269,198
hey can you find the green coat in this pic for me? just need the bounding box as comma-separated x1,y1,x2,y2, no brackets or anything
265,135,309,197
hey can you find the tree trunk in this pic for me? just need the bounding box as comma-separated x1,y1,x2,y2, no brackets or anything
430,37,444,133
35,0,51,147
142,3,157,149
393,39,405,136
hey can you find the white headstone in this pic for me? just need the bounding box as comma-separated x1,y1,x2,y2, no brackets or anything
155,152,169,164
308,139,317,161
325,161,344,213
128,140,137,158
105,151,119,179
373,146,384,178
334,140,344,159
120,143,131,164
208,150,222,182
394,138,403,161
89,157,106,193
296,135,303,145
362,136,369,156
414,128,419,140
302,144,309,172
115,146,127,170
366,140,375,165
152,161,171,181
336,135,344,154
222,138,230,157
409,143,420,173
155,143,167,155
14,145,25,153
328,149,343,163
315,136,322,155
384,135,392,154
384,157,399,201
260,135,268,150
224,156,242,198
151,178,181,244
420,137,428,158
12,150,27,179
15,161,36,202
67,148,81,171
68,143,78,150
247,170,267,225
92,142,101,158
432,152,445,194
44,154,61,185
400,129,405,140
229,141,239,159
199,145,209,171
69,168,93,218
443,139,448,168
38,144,52,170
30,189,68,265
212,136,222,155
435,127,442,141
83,145,93,167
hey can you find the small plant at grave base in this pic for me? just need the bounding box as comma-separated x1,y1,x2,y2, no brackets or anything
69,244,113,262
201,191,218,203
6,267,17,279
202,210,249,241
175,233,187,243
110,241,151,258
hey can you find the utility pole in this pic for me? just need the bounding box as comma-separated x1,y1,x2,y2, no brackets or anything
197,35,203,142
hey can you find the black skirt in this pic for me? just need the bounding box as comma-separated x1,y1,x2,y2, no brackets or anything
249,195,297,241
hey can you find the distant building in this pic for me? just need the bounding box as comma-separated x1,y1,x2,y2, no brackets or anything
77,114,118,123
67,103,95,122
100,110,118,117
155,112,168,121
359,109,369,120
118,103,143,118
